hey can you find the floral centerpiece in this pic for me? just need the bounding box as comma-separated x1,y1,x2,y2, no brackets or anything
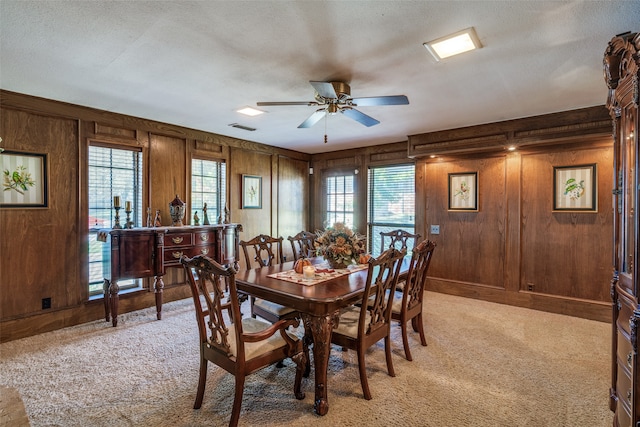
314,222,366,269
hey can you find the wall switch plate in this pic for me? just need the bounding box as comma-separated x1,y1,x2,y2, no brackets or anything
430,225,440,234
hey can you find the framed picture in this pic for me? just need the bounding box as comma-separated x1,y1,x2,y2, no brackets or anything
553,164,597,212
448,172,478,211
242,174,262,209
1,150,48,208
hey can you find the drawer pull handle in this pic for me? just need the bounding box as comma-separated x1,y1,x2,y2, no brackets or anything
172,237,184,244
200,234,209,242
628,352,633,368
627,389,632,403
172,251,183,259
201,248,209,255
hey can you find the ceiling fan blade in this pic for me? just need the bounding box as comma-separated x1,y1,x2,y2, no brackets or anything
310,81,338,99
298,109,327,128
350,95,409,106
257,101,314,106
341,108,380,127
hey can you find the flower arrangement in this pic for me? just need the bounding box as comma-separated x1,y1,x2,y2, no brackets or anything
314,222,366,269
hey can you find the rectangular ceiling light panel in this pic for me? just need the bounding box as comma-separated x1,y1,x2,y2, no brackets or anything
424,27,482,61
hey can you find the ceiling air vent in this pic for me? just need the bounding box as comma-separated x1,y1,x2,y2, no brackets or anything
228,123,256,131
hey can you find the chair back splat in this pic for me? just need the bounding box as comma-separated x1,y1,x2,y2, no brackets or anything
287,231,316,261
392,239,436,361
181,255,306,427
239,234,284,267
380,229,421,254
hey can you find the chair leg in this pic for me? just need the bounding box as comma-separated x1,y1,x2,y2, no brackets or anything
357,347,372,400
194,356,208,409
384,334,396,378
414,313,428,346
400,320,413,361
249,296,257,318
302,324,313,378
291,351,307,400
229,375,245,427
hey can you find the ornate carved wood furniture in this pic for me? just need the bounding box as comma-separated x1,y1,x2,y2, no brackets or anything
181,255,306,427
391,240,436,361
330,247,406,400
239,234,297,323
380,229,421,253
287,230,317,261
103,224,241,327
604,31,639,427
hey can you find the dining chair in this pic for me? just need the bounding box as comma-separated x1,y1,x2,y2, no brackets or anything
380,229,421,253
287,230,317,261
391,239,436,361
330,247,406,400
239,234,297,323
181,255,306,427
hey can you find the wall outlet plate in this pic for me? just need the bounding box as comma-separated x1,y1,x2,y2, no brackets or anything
430,225,440,234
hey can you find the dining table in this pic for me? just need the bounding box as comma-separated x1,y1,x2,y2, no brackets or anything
234,256,407,416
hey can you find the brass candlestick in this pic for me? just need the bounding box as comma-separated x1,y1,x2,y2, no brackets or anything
113,206,122,229
125,208,133,229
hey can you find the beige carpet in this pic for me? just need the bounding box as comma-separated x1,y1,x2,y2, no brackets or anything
0,292,612,427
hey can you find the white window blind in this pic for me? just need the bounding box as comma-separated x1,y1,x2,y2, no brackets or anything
191,158,226,223
368,164,415,256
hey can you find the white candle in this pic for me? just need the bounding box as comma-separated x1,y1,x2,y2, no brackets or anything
303,265,315,279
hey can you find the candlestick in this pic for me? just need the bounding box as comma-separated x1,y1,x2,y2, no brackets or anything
303,265,315,279
113,195,121,208
113,206,122,229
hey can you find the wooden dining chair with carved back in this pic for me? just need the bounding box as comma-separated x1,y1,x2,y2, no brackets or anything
287,230,317,261
380,229,421,290
181,255,306,427
330,247,406,400
238,234,298,323
391,239,436,361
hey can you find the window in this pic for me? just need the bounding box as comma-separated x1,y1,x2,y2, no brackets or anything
191,158,226,223
368,164,415,256
324,172,356,229
88,145,143,295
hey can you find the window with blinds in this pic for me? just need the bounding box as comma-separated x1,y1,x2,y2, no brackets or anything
88,145,143,295
325,173,356,229
368,164,416,256
191,158,226,223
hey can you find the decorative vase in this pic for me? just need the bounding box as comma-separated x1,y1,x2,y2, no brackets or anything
169,194,186,226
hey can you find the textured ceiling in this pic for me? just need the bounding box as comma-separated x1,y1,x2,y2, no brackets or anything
1,1,638,154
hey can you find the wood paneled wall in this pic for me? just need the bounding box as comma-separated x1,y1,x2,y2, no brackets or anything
0,90,310,342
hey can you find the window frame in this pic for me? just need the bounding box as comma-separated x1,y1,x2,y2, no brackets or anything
190,155,227,225
321,169,358,230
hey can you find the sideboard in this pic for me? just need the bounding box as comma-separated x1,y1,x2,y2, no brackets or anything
101,224,242,326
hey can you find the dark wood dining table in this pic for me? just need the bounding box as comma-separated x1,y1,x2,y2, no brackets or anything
234,257,375,416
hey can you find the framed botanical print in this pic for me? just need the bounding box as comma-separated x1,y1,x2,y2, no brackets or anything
242,174,262,209
448,172,478,211
553,164,597,212
1,150,48,208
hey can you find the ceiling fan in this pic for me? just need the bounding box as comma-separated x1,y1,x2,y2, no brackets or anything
257,81,409,128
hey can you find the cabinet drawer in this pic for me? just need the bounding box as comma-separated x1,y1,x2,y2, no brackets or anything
617,296,635,336
164,246,215,265
616,364,633,414
617,330,633,372
196,232,217,245
163,233,194,247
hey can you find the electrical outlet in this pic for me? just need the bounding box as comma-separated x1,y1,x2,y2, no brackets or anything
430,225,440,235
527,283,534,291
42,297,51,309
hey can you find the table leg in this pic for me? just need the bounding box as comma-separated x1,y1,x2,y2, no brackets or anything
154,275,164,320
302,312,338,416
108,279,120,327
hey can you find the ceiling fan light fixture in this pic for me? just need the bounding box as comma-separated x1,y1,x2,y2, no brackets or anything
237,106,265,116
424,27,482,61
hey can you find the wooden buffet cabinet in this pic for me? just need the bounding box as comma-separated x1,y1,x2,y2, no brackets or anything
102,224,241,326
604,32,639,427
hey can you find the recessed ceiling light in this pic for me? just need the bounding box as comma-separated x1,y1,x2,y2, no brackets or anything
237,106,265,116
424,27,482,61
